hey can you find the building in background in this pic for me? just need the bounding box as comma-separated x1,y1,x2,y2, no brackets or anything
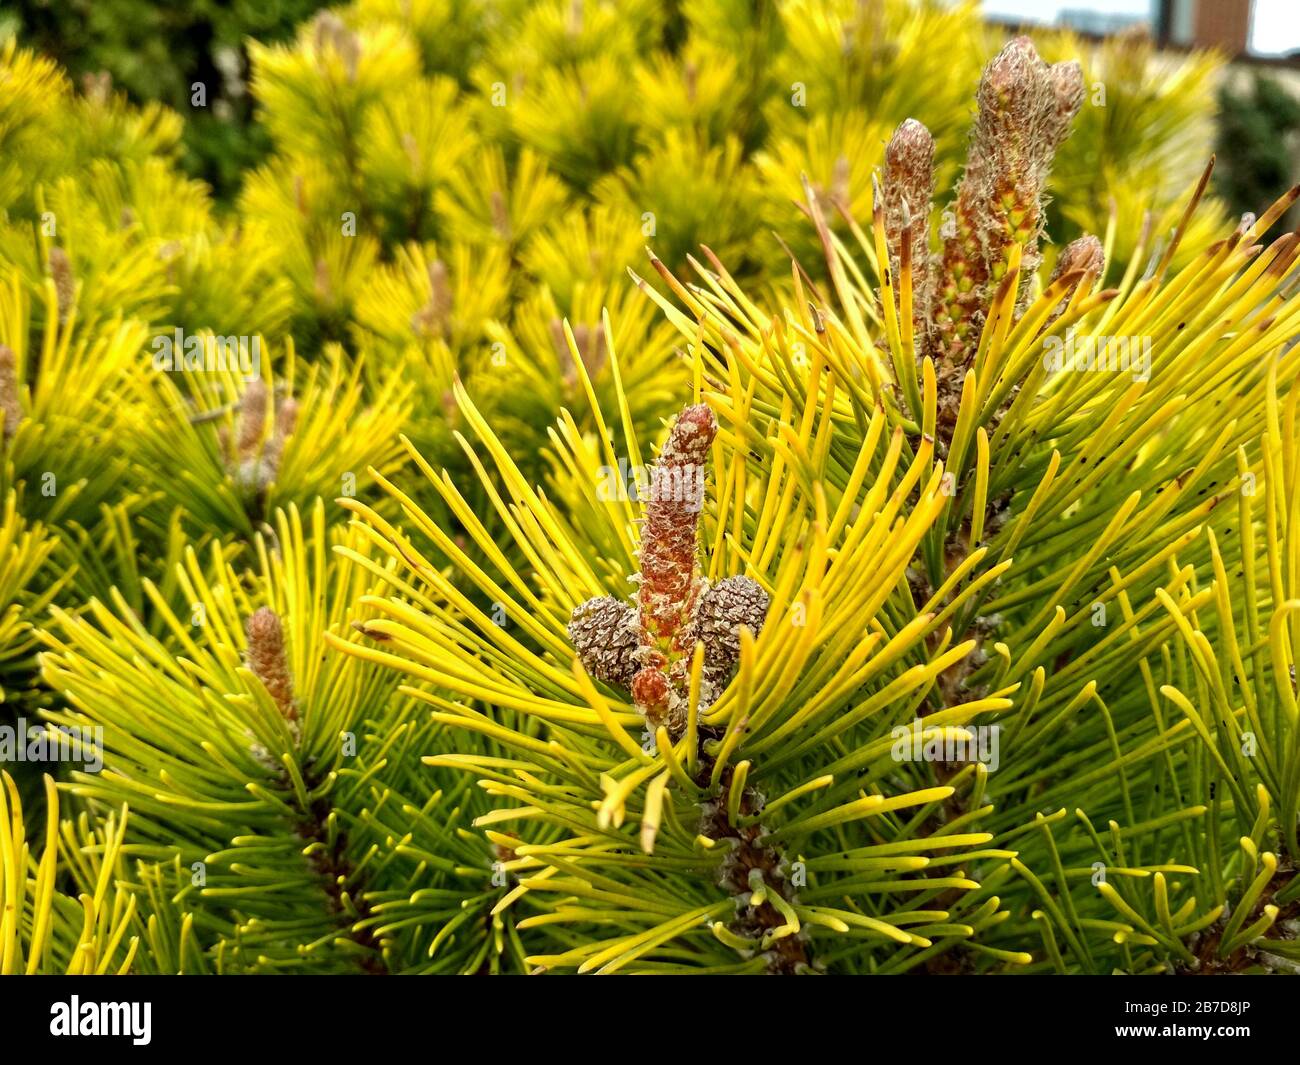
1157,0,1251,54
985,0,1300,59
1159,0,1248,52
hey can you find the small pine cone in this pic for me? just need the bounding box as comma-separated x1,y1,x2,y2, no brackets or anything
693,575,770,688
631,666,672,730
0,344,22,440
568,595,639,689
246,607,297,721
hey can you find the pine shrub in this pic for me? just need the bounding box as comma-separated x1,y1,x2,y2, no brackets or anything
0,7,1293,978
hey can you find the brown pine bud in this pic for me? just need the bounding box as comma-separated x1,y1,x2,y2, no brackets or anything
568,595,639,688
236,379,269,460
1046,234,1104,325
1045,61,1085,157
639,404,715,648
313,258,332,302
82,71,112,106
567,403,723,735
412,259,453,340
261,396,298,477
314,11,360,81
1050,234,1104,284
490,189,511,241
932,40,1050,367
976,38,1051,153
974,38,1053,274
313,11,344,52
49,247,75,324
830,154,850,206
551,320,608,385
274,396,299,441
934,35,1082,373
0,345,22,441
246,607,297,721
633,403,717,731
883,119,936,355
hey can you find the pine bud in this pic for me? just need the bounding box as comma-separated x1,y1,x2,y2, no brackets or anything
883,119,936,349
980,36,1047,107
313,258,332,302
567,403,730,735
490,189,511,241
1046,234,1104,325
246,607,297,721
82,71,111,106
275,396,299,441
1050,234,1105,284
236,379,269,460
261,396,298,477
639,404,715,651
1046,61,1086,157
934,36,1081,371
973,38,1053,270
49,247,75,325
632,403,717,731
314,12,360,81
412,260,453,340
551,320,607,384
0,345,22,441
831,154,850,207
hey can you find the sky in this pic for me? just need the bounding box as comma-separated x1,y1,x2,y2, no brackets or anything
981,0,1300,56
1252,0,1300,55
983,0,1149,20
